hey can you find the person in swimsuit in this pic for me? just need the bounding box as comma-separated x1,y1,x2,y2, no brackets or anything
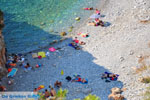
50,88,56,97
45,89,50,98
88,18,104,26
83,7,93,10
95,9,100,15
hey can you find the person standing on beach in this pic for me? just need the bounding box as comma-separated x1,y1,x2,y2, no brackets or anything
95,9,100,15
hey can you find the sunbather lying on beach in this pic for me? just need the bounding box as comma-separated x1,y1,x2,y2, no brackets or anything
77,33,89,37
101,72,119,82
0,85,6,91
83,7,93,10
73,37,86,45
88,19,104,27
54,80,62,88
72,75,88,83
69,42,80,50
25,63,30,68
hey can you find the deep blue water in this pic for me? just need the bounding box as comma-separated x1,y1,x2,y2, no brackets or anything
0,0,99,53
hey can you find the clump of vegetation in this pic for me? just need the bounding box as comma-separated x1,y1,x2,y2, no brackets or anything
135,66,148,73
56,88,68,100
144,87,150,100
135,55,150,73
74,94,100,100
139,77,150,83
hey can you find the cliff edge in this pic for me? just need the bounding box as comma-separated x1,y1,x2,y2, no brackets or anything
0,10,7,79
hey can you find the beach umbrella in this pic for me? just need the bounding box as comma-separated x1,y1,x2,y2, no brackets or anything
90,14,100,19
49,47,56,52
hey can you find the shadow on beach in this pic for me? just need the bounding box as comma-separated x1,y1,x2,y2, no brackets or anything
3,38,123,100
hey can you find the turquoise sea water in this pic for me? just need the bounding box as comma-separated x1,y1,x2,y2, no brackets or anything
0,0,99,53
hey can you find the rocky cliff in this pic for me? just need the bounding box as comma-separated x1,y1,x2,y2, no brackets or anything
0,10,7,79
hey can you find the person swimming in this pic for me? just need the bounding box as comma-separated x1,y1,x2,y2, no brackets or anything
83,7,93,10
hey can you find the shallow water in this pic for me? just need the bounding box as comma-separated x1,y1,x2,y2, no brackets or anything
0,0,99,53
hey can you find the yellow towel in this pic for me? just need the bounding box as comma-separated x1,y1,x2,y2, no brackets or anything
38,52,46,58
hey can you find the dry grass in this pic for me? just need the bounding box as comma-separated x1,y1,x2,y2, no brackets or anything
144,87,150,100
140,20,150,24
135,66,148,73
134,55,150,73
148,42,150,48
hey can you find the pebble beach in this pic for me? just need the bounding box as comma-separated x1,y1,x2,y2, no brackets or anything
1,0,150,100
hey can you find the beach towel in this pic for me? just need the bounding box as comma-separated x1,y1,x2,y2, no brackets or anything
74,78,88,84
37,85,45,90
38,52,46,58
7,68,18,77
78,79,88,84
8,68,12,72
32,53,38,58
9,63,16,67
49,47,56,52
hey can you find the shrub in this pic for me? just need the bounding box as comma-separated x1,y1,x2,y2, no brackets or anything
56,88,68,100
74,94,100,100
144,86,150,100
140,77,150,83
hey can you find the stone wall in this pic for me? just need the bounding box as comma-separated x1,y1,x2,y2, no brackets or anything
0,10,7,79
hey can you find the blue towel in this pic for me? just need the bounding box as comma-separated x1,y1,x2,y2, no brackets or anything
7,68,17,77
78,79,88,84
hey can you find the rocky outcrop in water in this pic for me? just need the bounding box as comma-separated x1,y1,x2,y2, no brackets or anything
0,10,7,79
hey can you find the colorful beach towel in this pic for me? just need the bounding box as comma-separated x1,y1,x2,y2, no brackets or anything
38,52,46,58
49,47,56,52
7,68,18,77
